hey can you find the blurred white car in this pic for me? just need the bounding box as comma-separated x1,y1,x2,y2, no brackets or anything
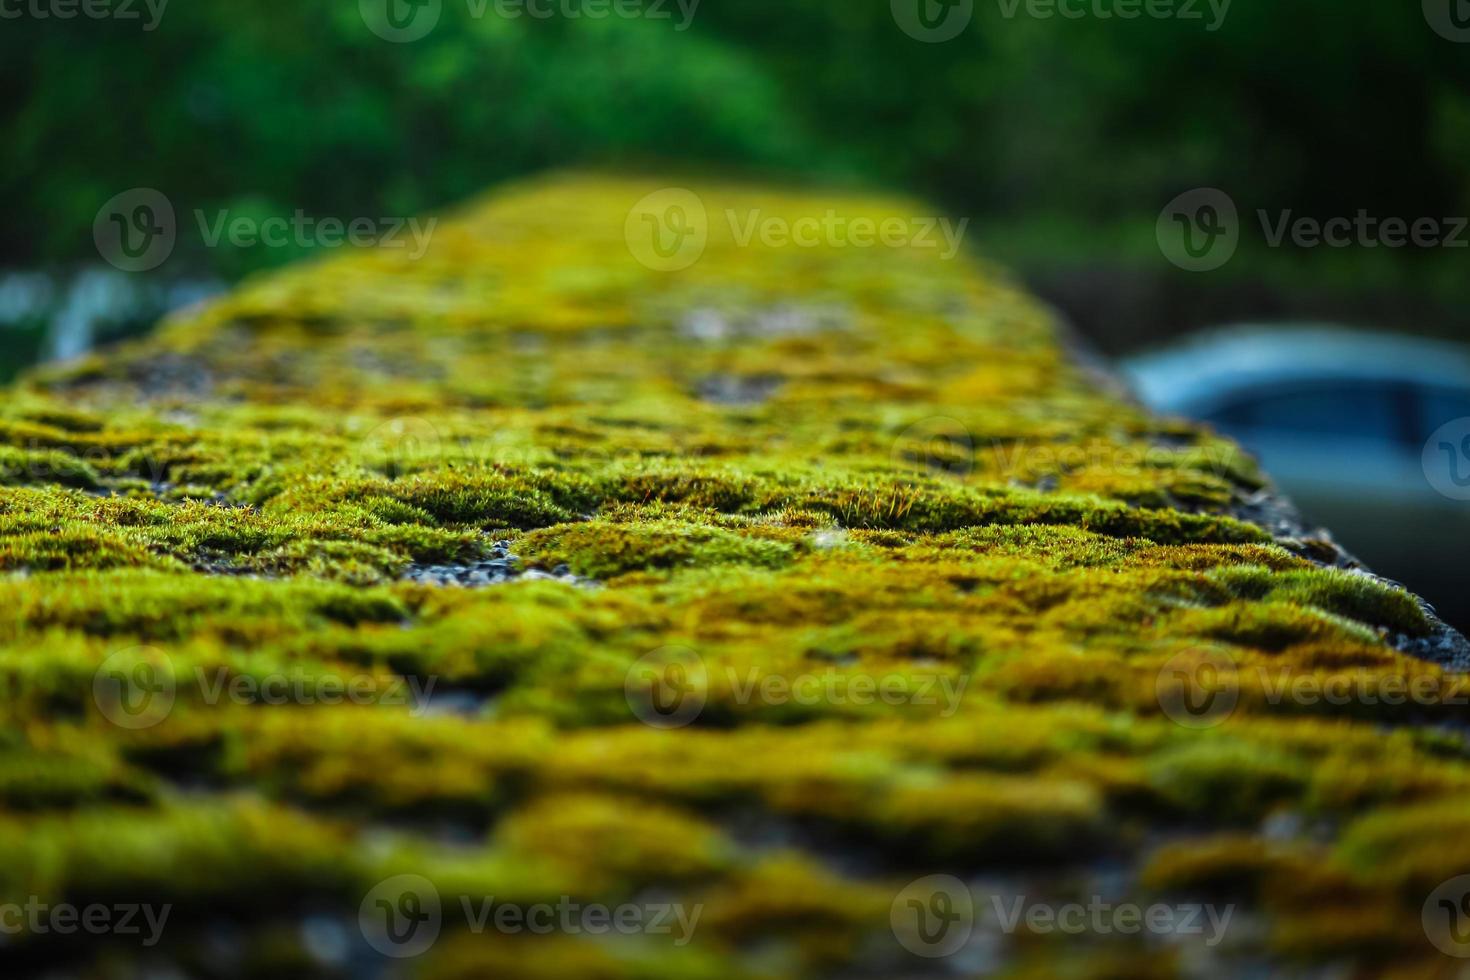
1123,325,1470,629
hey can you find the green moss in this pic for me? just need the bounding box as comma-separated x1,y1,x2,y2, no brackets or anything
1145,742,1311,823
521,520,794,579
1210,566,1431,636
494,792,735,886
0,745,153,809
0,446,100,489
871,773,1105,861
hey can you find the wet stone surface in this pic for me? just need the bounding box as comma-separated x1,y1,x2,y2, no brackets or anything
678,304,849,342
1229,487,1470,670
695,373,784,406
402,540,586,588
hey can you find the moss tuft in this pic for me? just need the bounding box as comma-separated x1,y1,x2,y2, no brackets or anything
521,520,794,579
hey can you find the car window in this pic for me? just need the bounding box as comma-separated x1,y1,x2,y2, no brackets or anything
1206,382,1408,443
1419,386,1470,436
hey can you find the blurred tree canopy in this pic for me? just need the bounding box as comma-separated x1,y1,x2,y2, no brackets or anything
3,0,1468,326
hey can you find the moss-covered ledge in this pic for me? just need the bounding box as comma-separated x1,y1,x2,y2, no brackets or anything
2,173,1467,976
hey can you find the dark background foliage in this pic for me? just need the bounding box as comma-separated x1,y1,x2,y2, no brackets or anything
3,0,1467,364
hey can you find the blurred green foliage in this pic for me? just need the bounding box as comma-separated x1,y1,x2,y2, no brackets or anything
3,0,1469,334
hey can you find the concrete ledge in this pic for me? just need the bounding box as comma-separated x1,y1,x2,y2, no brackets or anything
2,174,1466,975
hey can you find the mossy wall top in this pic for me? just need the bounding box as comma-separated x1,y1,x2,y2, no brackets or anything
0,174,1466,977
